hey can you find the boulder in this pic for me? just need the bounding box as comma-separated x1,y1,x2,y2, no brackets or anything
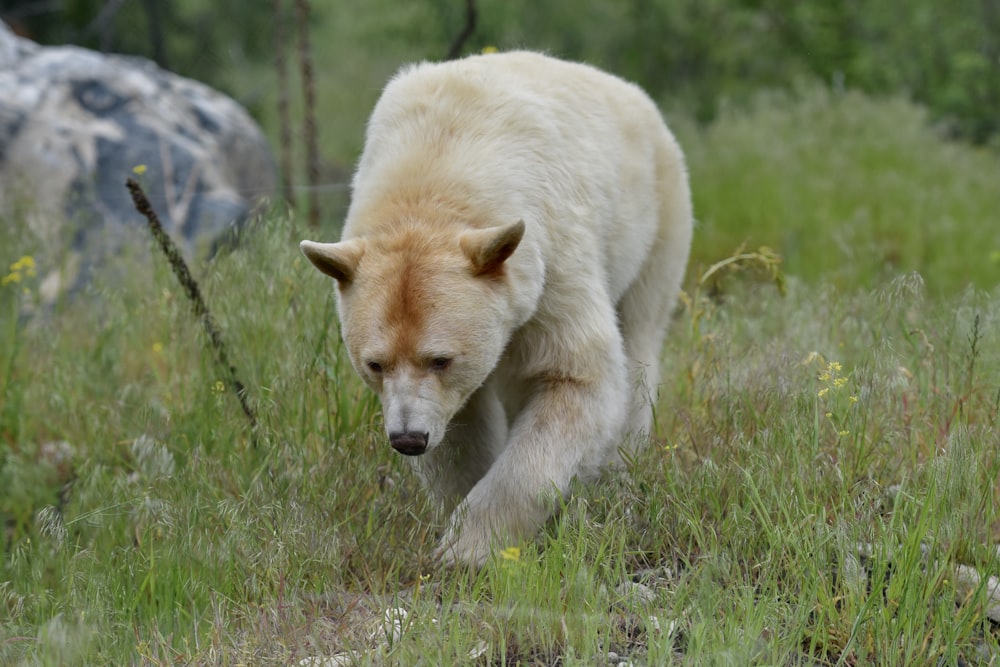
0,21,275,301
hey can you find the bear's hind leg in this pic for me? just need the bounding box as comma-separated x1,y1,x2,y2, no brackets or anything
616,160,692,454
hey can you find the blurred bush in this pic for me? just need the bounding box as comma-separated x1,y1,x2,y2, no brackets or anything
2,0,998,149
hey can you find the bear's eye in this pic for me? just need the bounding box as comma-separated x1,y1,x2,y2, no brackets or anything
366,361,384,374
429,357,452,372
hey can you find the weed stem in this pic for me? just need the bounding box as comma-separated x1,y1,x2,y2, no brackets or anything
125,178,259,445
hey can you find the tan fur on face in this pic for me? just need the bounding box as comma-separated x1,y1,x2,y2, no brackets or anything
336,186,523,371
361,228,457,366
380,229,431,362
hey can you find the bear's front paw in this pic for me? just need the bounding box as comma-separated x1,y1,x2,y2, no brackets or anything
434,523,493,569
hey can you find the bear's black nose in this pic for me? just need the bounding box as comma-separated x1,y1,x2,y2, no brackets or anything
389,431,429,456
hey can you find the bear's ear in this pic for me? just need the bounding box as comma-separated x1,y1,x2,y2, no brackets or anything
459,220,525,276
300,239,366,285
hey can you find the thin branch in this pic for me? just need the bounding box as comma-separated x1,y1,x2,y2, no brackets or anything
272,0,295,208
140,0,169,69
83,0,127,52
125,178,259,442
293,0,320,228
445,0,477,60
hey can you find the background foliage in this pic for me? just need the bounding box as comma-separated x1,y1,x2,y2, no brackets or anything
5,0,1000,145
6,0,998,288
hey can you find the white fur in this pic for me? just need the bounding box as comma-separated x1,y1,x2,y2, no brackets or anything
301,51,693,567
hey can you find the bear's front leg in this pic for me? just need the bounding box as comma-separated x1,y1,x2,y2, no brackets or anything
435,350,628,567
410,382,508,514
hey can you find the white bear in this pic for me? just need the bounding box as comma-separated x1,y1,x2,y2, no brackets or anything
301,51,693,567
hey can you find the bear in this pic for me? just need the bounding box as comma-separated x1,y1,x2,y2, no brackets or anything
300,51,693,567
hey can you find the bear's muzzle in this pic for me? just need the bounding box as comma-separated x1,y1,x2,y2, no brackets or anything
389,431,429,456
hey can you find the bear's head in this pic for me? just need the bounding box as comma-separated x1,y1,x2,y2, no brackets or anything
301,220,523,455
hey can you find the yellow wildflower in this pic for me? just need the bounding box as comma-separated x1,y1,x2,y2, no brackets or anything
482,46,499,54
2,255,36,285
152,342,164,354
132,164,148,175
13,256,35,276
500,546,521,561
818,388,829,398
213,380,225,394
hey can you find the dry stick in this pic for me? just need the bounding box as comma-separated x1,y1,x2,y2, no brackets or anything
126,178,260,443
293,0,320,228
140,0,169,70
445,0,477,60
272,0,295,209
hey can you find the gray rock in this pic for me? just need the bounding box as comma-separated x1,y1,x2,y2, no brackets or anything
615,580,658,606
953,564,1000,624
0,21,274,300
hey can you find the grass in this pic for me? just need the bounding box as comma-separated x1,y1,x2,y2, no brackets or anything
676,86,1000,295
2,91,1000,665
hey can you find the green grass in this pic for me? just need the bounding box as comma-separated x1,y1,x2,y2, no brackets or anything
2,92,1000,665
676,86,1000,295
